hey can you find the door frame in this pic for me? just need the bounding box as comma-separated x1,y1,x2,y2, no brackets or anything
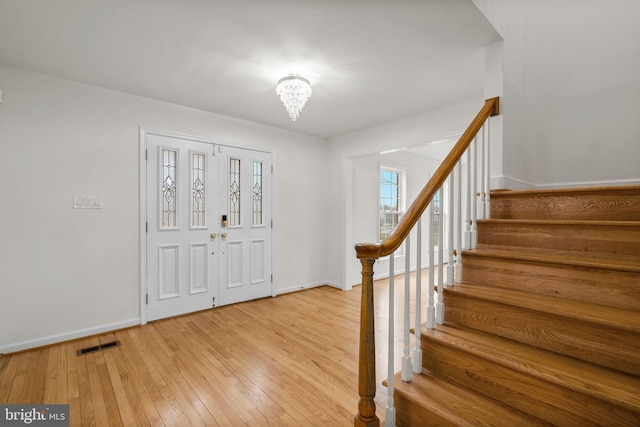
139,127,274,325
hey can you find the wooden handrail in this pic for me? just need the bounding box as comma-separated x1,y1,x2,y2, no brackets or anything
353,97,499,427
355,97,499,261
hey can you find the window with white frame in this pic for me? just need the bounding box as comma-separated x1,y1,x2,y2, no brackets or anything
433,189,441,247
379,166,405,242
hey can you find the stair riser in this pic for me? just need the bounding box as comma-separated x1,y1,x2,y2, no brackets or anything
491,189,640,221
444,295,640,376
393,392,456,426
461,254,640,310
393,375,551,427
422,338,640,426
477,222,640,258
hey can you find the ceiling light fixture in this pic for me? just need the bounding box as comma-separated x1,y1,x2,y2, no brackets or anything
276,74,312,121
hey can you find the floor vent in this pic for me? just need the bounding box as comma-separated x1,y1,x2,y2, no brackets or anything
77,340,121,356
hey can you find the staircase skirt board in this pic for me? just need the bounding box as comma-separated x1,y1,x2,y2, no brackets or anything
392,185,640,426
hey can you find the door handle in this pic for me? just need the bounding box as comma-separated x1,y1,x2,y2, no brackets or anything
210,233,217,239
221,232,227,238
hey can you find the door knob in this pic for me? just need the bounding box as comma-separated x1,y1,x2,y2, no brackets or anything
210,233,217,239
221,232,227,238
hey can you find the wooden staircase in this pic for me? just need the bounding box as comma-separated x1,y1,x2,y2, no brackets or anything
392,185,640,426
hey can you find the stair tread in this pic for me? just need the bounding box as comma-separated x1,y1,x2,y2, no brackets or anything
463,246,640,272
490,184,640,198
421,324,640,413
489,186,640,221
447,282,640,332
392,368,552,426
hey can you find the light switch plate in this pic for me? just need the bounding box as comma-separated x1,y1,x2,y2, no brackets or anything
73,195,103,209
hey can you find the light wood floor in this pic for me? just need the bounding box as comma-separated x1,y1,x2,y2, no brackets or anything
0,272,436,426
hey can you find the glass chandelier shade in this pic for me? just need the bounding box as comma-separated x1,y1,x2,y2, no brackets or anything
276,74,312,121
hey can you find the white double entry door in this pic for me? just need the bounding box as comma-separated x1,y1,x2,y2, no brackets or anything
145,132,272,322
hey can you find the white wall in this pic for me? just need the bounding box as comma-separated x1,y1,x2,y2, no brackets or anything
0,64,329,352
473,0,640,188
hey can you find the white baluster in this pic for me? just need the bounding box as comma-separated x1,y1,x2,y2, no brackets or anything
465,148,472,249
436,187,445,325
485,119,491,219
471,136,478,249
447,175,454,287
478,125,486,220
386,254,396,426
402,235,412,382
455,161,462,283
413,219,422,373
427,202,435,330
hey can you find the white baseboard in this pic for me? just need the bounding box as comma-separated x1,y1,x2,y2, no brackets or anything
492,175,640,191
0,318,140,355
323,281,344,290
535,177,640,189
491,175,536,190
276,281,344,296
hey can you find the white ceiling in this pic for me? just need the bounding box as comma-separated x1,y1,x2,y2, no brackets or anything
0,0,500,138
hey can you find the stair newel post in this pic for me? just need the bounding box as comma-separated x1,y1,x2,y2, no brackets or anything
386,254,396,427
447,174,455,287
427,201,436,330
471,136,478,249
413,218,423,373
354,252,381,427
465,148,472,249
455,161,463,283
436,186,445,325
402,234,413,382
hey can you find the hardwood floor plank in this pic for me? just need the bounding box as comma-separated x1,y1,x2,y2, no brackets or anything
43,345,59,404
65,341,82,427
76,338,97,427
105,334,153,427
102,347,138,427
96,357,123,427
116,329,165,426
0,351,26,403
86,352,111,426
5,352,29,404
55,343,70,404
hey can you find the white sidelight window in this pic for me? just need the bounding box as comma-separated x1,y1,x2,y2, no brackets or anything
160,148,178,229
252,161,263,226
432,189,441,247
229,157,241,227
